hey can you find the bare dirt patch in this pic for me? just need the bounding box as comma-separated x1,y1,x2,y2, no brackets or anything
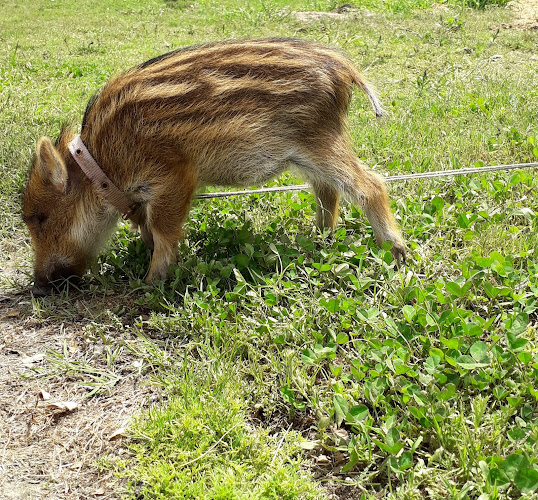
292,1,538,30
0,285,158,499
291,4,375,23
506,0,538,29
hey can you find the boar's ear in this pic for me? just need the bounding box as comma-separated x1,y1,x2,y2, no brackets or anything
36,137,68,194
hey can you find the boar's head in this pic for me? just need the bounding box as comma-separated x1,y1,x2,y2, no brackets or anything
23,132,91,296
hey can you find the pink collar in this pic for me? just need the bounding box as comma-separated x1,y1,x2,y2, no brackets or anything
68,135,138,220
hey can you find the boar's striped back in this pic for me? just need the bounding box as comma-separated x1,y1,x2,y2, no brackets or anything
80,38,383,172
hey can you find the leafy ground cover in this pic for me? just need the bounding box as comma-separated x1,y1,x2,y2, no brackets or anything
1,0,537,498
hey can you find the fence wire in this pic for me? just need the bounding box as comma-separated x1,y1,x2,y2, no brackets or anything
194,161,538,200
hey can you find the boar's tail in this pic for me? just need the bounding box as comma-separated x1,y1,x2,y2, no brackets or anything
348,65,386,118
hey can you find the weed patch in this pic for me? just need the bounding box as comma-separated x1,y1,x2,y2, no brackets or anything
111,348,324,499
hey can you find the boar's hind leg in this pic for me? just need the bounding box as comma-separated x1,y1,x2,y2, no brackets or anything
358,167,406,263
143,179,195,284
313,183,340,230
300,145,406,263
341,157,406,263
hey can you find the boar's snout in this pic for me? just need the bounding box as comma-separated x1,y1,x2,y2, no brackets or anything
32,281,52,297
32,265,82,297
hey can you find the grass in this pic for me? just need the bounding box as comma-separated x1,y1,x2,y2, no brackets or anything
1,0,538,498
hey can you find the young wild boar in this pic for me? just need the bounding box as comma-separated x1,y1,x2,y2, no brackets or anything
23,38,405,296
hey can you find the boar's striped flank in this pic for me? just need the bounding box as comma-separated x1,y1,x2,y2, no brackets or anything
23,38,404,295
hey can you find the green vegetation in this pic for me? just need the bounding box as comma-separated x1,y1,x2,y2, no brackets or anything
1,0,537,498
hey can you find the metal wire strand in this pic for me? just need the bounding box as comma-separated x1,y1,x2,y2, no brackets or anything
194,161,538,200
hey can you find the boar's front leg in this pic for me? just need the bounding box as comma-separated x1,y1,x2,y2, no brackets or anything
146,232,178,283
143,174,196,284
140,222,154,251
130,213,154,250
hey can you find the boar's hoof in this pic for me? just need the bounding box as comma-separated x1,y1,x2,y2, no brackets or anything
391,242,407,266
